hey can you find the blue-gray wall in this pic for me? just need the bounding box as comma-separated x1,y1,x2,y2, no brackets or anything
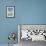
0,0,46,44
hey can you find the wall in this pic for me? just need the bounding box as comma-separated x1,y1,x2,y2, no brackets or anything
16,0,46,24
0,0,18,44
0,0,46,44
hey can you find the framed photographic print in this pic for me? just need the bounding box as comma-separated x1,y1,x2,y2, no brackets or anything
6,6,15,18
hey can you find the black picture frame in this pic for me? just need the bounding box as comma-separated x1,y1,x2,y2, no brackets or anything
6,6,15,18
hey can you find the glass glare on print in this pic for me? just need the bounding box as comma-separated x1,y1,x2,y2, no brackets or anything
6,6,15,18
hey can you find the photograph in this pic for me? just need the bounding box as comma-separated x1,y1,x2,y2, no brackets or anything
6,6,15,18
